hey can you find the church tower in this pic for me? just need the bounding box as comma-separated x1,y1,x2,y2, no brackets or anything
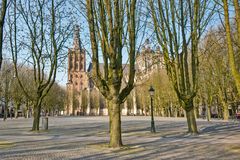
65,25,88,115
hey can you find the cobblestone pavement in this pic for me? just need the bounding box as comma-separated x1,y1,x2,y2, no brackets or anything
0,116,240,160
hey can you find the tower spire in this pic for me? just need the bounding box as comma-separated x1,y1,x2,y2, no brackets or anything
73,25,82,51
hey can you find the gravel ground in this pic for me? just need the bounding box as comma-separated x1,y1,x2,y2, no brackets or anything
0,116,240,160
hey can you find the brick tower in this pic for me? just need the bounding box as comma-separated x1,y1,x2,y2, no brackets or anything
65,25,88,115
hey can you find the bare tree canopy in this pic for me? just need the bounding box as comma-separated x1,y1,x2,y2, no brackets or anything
149,0,216,134
8,0,72,131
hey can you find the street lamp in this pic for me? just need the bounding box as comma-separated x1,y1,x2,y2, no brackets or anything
149,86,156,133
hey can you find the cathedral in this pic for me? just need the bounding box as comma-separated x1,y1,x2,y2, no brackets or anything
65,25,88,115
65,26,164,116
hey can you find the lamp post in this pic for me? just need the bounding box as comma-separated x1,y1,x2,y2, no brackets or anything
149,86,156,133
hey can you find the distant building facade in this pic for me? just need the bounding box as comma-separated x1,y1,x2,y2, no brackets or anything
135,39,164,83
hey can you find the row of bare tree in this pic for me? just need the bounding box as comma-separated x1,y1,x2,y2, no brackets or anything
0,62,66,120
0,0,239,148
84,0,240,148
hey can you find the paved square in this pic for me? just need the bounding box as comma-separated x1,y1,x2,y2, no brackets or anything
0,116,240,160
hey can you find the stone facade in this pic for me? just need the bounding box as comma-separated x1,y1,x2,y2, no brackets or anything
132,39,164,115
135,40,164,83
65,25,88,115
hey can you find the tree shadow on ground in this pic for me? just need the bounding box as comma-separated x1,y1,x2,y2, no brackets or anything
1,119,240,160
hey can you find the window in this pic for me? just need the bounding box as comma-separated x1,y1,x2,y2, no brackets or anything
69,62,73,70
75,63,79,70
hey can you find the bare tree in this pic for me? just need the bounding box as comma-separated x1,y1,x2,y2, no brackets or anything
0,62,14,120
9,0,72,131
149,0,215,134
42,83,66,116
10,66,35,118
86,0,137,147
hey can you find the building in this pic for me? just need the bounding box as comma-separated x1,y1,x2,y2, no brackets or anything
65,28,164,116
135,39,164,83
132,39,164,115
65,25,88,115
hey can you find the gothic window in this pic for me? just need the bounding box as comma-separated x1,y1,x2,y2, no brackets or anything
75,82,78,85
69,62,73,70
75,62,79,70
80,63,83,70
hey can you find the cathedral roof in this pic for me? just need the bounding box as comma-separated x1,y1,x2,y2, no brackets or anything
87,63,129,75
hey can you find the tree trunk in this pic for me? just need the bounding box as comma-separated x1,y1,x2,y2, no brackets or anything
186,109,198,134
3,102,8,121
218,89,229,120
14,104,19,119
132,88,137,115
184,99,198,134
207,105,211,121
223,102,229,121
32,102,41,131
206,96,212,121
108,100,122,148
174,107,178,117
26,100,29,118
194,106,199,119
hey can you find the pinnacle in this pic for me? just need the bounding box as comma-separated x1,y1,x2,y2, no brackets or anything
73,25,82,51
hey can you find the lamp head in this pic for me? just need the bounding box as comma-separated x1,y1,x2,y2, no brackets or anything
149,86,155,97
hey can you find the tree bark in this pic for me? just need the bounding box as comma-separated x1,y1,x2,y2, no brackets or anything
186,109,198,134
32,102,41,131
221,99,229,121
207,105,211,121
184,99,198,134
108,100,122,148
3,101,8,121
218,89,229,120
207,95,213,121
14,103,20,119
